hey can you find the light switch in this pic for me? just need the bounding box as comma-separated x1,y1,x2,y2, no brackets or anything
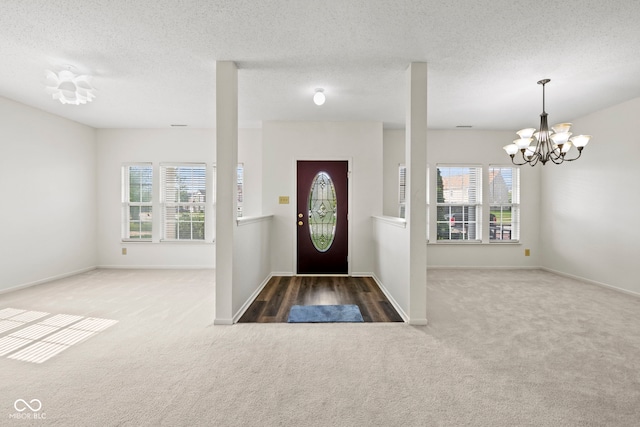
279,196,289,204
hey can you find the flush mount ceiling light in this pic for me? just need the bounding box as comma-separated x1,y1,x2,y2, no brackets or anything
45,67,96,105
313,88,325,106
503,79,591,166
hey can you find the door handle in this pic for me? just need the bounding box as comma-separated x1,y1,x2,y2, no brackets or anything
298,221,304,226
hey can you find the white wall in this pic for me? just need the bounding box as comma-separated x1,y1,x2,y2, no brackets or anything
96,128,262,269
383,129,541,268
372,217,409,318
233,216,272,320
262,121,383,275
541,97,640,295
0,96,97,292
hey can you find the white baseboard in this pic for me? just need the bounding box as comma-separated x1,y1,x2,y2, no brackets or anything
541,267,640,299
232,273,273,323
427,265,540,270
98,265,215,270
0,266,97,295
271,271,294,277
371,274,409,323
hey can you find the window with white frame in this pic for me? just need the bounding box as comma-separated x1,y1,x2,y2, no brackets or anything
436,165,481,241
398,164,406,218
426,164,430,241
237,163,244,218
399,164,430,239
212,163,244,221
161,164,206,241
122,164,153,241
489,166,519,241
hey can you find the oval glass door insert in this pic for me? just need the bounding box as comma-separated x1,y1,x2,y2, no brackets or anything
307,171,337,252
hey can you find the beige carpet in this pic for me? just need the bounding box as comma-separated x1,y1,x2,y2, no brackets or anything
0,268,639,426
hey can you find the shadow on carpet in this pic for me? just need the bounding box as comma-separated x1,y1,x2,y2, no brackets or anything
287,304,364,323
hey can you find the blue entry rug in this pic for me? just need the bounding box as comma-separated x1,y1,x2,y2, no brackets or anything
287,304,364,323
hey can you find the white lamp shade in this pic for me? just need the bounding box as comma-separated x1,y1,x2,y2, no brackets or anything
514,138,533,149
551,132,572,145
524,147,536,159
551,123,572,134
516,128,536,139
503,144,519,155
45,69,96,105
570,135,591,148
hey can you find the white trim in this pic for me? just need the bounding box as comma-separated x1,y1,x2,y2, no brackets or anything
426,265,539,270
541,267,640,299
428,241,516,245
232,273,274,323
213,318,233,325
371,274,409,323
0,266,97,295
271,271,295,277
295,274,350,277
372,215,407,228
157,240,214,244
98,265,215,270
237,214,273,226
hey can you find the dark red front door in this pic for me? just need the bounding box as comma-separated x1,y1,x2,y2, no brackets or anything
296,161,348,274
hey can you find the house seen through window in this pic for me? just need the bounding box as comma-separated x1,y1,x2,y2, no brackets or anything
489,166,519,241
436,166,481,241
122,164,153,241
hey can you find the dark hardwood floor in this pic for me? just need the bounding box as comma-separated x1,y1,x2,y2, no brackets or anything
238,276,404,323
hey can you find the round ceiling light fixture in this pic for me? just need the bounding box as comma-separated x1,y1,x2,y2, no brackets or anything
313,88,325,106
45,66,96,105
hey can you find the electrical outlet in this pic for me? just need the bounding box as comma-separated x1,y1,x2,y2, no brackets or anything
524,248,530,256
122,248,127,255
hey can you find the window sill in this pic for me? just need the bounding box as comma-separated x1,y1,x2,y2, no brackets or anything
159,240,214,244
428,240,521,245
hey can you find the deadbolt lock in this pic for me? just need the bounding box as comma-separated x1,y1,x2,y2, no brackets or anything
298,213,303,218
298,221,303,226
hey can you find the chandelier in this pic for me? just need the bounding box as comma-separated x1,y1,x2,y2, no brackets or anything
45,67,96,105
503,79,591,166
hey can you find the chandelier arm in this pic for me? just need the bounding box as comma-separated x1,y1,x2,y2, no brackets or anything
528,153,540,166
548,154,566,165
509,155,529,166
547,146,565,164
560,149,584,162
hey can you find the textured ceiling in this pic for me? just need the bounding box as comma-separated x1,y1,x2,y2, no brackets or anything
1,0,640,130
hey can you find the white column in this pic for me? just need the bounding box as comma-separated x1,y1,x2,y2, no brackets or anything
405,63,428,325
214,61,238,325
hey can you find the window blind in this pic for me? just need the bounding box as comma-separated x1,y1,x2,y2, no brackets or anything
161,164,206,241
